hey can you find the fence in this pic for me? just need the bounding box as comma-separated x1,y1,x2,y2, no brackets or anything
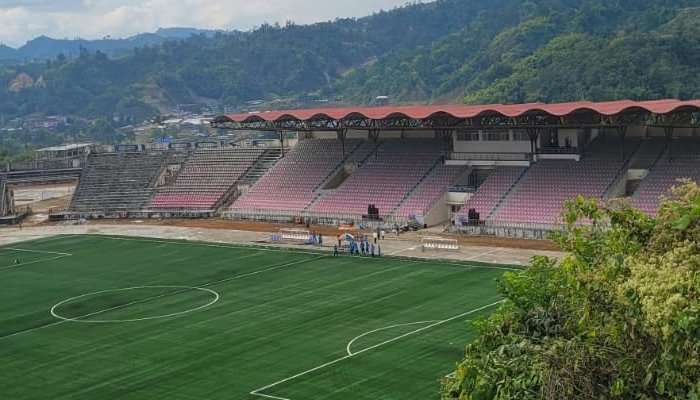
449,152,530,162
223,208,412,230
451,220,564,240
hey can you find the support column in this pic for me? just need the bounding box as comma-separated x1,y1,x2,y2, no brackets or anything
369,128,380,143
616,125,627,162
664,126,674,161
337,128,347,157
436,129,454,154
278,130,285,157
526,127,540,162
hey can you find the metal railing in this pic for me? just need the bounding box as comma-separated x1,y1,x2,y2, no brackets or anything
451,220,563,240
223,208,413,229
449,152,530,161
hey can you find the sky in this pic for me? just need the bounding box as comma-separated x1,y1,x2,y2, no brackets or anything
0,0,412,47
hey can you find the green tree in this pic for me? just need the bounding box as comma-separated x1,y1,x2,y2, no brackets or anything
443,181,700,400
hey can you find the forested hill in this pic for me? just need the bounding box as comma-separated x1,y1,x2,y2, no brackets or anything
333,0,700,105
2,0,700,124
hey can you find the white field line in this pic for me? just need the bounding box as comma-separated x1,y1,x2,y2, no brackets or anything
345,320,439,356
50,286,221,324
386,245,418,256
464,248,501,261
0,285,212,339
0,247,73,271
3,247,72,256
93,235,519,272
250,299,505,400
0,254,325,340
92,235,329,256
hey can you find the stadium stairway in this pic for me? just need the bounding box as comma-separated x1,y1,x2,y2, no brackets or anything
150,147,269,211
230,139,371,213
631,138,700,215
628,137,668,170
391,163,468,224
304,141,381,211
307,139,446,217
238,148,283,186
388,160,444,216
484,167,529,220
453,167,528,225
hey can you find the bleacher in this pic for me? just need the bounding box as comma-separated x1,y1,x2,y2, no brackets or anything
2,168,82,185
454,167,526,224
308,139,445,217
632,139,700,215
629,137,667,169
56,133,700,231
150,148,267,210
230,139,371,212
490,158,624,225
393,164,465,219
70,152,166,212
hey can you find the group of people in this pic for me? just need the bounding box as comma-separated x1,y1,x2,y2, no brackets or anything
308,232,323,246
333,233,382,257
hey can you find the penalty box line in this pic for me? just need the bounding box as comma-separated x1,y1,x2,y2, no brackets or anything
0,246,73,271
250,299,506,400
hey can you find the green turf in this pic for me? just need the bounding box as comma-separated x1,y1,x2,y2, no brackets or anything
0,235,508,400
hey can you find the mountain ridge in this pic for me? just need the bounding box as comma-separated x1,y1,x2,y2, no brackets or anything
2,0,700,126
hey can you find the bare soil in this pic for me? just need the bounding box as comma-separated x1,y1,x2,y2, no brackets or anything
42,218,559,251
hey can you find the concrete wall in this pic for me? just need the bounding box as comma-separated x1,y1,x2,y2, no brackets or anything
421,192,450,226
403,130,436,139
447,191,469,205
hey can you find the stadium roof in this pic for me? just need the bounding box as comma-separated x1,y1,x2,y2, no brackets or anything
217,99,700,123
37,143,92,152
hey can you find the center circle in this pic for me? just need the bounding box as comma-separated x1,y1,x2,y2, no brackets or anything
50,285,220,323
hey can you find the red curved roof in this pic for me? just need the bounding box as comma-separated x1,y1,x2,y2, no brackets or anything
221,99,700,123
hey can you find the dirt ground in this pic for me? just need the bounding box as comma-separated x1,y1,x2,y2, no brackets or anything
12,184,75,208
46,218,560,251
26,195,72,213
0,217,566,267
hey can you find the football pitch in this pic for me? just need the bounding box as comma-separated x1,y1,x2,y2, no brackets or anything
0,235,510,400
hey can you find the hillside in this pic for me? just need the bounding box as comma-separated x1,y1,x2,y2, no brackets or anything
0,28,222,63
332,0,700,104
2,0,700,125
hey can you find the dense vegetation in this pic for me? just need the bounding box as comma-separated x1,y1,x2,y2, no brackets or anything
3,0,700,128
443,181,700,399
334,1,700,104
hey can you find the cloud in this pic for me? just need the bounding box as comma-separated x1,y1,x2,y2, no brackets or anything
0,0,412,47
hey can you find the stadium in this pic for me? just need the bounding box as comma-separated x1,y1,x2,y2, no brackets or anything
1,97,699,399
24,98,699,236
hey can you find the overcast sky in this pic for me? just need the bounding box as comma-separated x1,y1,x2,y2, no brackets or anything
0,0,412,47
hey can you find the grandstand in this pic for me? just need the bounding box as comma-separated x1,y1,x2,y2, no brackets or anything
393,164,466,221
150,147,275,210
51,99,700,238
70,152,166,212
230,139,375,212
308,139,445,217
632,138,700,215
